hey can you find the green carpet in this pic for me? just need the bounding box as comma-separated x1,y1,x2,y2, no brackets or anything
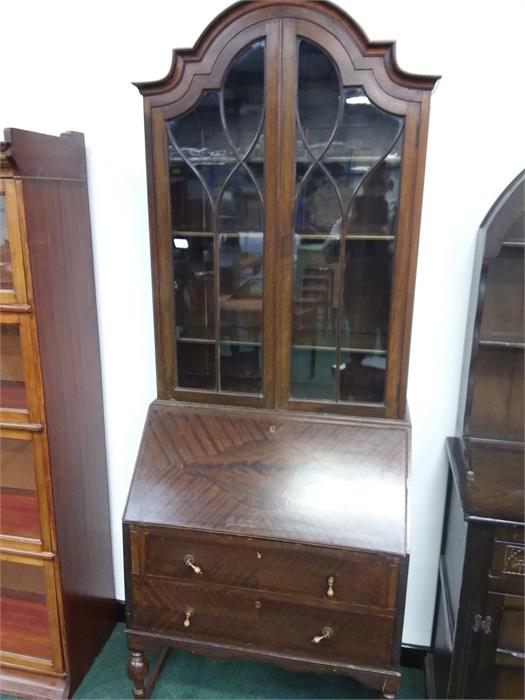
71,623,424,699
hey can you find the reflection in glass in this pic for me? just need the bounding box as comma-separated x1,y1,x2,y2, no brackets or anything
292,235,338,348
220,343,262,394
347,134,404,236
219,166,263,234
0,437,40,539
0,194,14,291
290,38,404,405
169,161,214,233
177,342,215,390
224,41,265,154
291,347,336,401
173,235,215,340
0,560,51,660
341,241,393,352
167,39,266,394
295,165,342,237
297,41,340,158
338,351,386,404
220,234,263,343
0,325,27,410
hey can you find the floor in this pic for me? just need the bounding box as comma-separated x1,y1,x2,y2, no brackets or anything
71,624,425,699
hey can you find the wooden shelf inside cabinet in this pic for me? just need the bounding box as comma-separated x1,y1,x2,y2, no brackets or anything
1,128,116,698
427,171,525,700
125,2,439,699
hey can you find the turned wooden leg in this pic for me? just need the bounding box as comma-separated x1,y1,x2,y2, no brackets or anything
128,650,149,699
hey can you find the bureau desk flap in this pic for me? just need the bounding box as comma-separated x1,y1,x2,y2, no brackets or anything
124,401,409,555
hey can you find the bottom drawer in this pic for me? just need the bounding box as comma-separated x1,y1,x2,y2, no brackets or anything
0,553,63,673
131,576,395,669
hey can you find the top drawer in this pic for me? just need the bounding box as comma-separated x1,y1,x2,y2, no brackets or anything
130,527,401,611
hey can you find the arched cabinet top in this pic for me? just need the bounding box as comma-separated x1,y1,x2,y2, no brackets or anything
135,0,440,112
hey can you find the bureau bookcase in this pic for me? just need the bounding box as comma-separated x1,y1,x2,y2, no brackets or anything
124,2,438,697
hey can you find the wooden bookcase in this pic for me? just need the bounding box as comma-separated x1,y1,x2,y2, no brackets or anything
0,129,116,699
426,171,524,699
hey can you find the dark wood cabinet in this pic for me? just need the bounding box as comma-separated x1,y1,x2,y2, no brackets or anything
426,172,524,699
123,2,438,697
0,129,116,699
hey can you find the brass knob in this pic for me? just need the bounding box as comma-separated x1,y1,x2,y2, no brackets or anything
326,576,335,598
183,608,193,630
184,554,203,575
311,626,334,644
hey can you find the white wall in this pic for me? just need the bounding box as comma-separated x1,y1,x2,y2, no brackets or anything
2,0,523,647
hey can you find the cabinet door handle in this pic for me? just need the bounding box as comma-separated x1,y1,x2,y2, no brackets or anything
183,608,193,630
184,554,203,575
326,576,335,598
311,626,334,644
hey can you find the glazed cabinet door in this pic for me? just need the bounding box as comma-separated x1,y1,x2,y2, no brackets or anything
153,26,280,407
275,21,417,418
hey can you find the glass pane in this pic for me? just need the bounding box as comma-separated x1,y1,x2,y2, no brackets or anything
223,40,265,155
0,324,27,410
220,343,262,394
174,235,215,341
297,41,340,159
291,347,336,401
168,91,235,203
347,134,404,237
0,437,40,539
480,248,524,343
220,234,263,343
0,560,51,659
177,341,215,390
169,161,214,233
341,240,393,353
338,350,386,404
292,235,338,348
469,347,524,441
291,39,404,405
167,39,266,394
0,194,14,291
219,166,263,234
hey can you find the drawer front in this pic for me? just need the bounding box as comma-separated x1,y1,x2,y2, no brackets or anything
131,576,395,669
490,528,524,595
132,527,400,611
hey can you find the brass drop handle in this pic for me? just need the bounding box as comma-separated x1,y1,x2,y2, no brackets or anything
311,626,334,644
326,575,335,598
184,554,203,575
183,608,193,630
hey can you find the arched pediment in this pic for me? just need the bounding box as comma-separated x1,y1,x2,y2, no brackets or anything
135,0,439,111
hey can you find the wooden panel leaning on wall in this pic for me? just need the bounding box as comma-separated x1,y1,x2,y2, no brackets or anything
0,129,116,699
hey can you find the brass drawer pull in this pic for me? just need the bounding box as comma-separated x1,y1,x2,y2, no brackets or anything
326,576,335,598
311,626,334,644
184,554,203,575
183,608,193,630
